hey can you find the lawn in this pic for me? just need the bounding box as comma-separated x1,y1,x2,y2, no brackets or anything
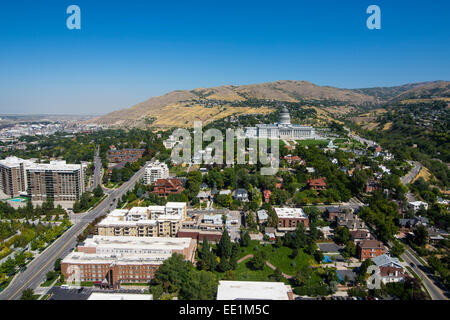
233,263,275,282
238,240,314,276
296,139,328,147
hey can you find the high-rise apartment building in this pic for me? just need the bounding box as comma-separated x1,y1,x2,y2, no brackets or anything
26,160,86,201
0,156,33,198
144,161,169,185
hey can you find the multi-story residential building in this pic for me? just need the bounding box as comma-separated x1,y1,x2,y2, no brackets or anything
0,156,33,198
0,157,85,202
274,207,309,232
97,202,187,238
152,178,183,196
357,239,386,261
144,161,169,185
61,235,196,289
26,160,86,202
177,213,240,242
107,148,145,164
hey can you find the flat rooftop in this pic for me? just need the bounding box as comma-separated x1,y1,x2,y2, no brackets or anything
274,207,307,219
82,235,193,250
88,292,153,300
216,281,291,300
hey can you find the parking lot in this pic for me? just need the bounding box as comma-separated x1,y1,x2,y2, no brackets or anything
317,242,343,253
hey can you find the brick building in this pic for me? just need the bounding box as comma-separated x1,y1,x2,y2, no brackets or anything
152,178,183,196
357,239,386,261
307,177,327,190
274,207,309,232
61,236,196,289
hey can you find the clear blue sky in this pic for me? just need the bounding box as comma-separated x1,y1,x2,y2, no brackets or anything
0,0,449,115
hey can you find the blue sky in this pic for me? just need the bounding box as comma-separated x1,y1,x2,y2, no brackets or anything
0,0,449,115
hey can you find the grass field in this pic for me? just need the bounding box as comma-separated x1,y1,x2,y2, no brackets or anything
238,241,314,276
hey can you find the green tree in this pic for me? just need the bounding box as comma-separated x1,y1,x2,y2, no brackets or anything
152,253,192,294
180,270,218,300
20,288,35,300
93,185,104,198
413,225,429,247
217,230,232,259
249,250,266,270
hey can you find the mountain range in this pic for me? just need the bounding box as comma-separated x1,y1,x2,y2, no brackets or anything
89,80,450,129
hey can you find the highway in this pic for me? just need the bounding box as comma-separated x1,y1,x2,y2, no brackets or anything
0,161,149,300
401,247,448,300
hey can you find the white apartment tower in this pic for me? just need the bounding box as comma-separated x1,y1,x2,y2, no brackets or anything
144,161,169,185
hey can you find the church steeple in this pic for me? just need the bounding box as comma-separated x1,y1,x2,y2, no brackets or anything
279,106,291,125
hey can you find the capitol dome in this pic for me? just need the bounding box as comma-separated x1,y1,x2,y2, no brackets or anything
279,106,291,125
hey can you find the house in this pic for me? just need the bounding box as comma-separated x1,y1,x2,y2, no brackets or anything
357,240,386,261
365,179,379,193
379,266,406,284
437,197,449,205
257,209,269,224
408,201,429,212
427,227,445,242
219,189,232,196
306,167,316,174
336,212,366,230
151,178,183,196
282,155,305,165
374,145,383,156
371,254,403,269
263,190,271,203
233,189,248,202
197,190,211,201
307,177,326,191
350,230,374,244
325,207,343,222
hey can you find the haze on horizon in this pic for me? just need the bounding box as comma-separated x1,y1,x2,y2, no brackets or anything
0,0,449,115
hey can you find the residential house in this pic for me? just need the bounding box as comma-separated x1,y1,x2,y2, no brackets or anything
263,190,271,203
357,240,386,261
307,177,327,191
350,230,374,244
233,188,248,202
408,201,429,212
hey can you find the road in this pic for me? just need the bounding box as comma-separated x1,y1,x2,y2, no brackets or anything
0,161,149,300
88,145,102,192
344,127,377,147
401,247,448,300
400,161,421,186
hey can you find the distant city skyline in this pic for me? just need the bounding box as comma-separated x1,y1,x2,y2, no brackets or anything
0,0,449,115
